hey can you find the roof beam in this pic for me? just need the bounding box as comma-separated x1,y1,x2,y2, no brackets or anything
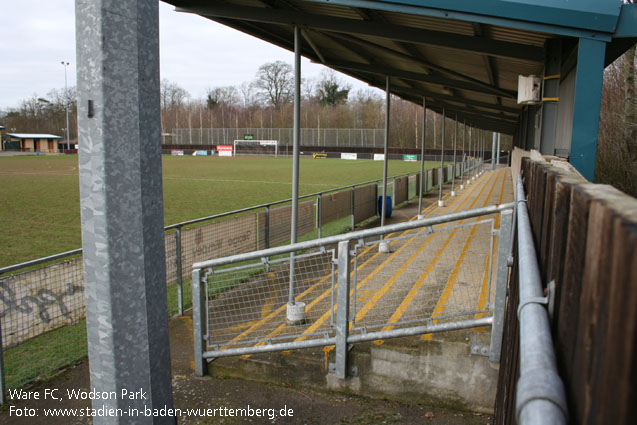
176,4,544,61
391,85,519,114
327,59,515,99
472,23,502,106
326,32,516,98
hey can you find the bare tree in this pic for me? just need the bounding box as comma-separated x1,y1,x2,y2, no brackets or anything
206,86,239,109
253,60,294,108
160,79,189,111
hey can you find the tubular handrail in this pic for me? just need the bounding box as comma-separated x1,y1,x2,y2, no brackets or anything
515,174,567,425
193,201,514,270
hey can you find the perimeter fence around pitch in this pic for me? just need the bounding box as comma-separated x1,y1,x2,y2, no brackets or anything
170,128,387,148
0,158,480,400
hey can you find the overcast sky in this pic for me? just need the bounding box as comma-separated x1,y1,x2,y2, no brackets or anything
0,1,373,110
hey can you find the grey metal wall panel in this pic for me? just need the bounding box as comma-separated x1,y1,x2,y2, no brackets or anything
556,69,576,157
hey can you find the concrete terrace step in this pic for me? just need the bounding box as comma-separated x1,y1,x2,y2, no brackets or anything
204,168,514,413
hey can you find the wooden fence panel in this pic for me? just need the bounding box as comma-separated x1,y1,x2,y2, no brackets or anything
496,157,637,425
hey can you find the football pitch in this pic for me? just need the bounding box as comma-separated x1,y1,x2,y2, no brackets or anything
0,154,439,268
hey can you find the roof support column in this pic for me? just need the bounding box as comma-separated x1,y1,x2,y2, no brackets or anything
75,1,175,423
460,120,466,189
491,131,497,170
451,116,457,196
539,39,562,156
288,26,301,309
379,75,390,253
497,133,501,165
438,108,445,206
569,38,606,181
417,97,426,219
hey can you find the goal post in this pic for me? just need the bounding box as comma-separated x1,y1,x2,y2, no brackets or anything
233,140,279,157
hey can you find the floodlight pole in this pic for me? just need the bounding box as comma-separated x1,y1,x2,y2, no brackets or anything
61,61,71,151
288,26,301,308
417,97,426,219
451,116,457,196
438,108,445,207
379,75,390,253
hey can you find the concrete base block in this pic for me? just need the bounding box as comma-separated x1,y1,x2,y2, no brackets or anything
417,214,425,220
286,302,306,324
378,241,390,253
450,191,456,197
438,200,445,207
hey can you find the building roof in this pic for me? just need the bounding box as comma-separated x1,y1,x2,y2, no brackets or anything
166,0,637,134
7,133,63,140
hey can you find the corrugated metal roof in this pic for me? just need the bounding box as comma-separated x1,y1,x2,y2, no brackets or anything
163,0,629,134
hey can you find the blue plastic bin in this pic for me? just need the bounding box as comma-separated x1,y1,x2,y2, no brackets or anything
378,196,393,218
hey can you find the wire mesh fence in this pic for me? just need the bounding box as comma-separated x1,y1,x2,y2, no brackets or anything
192,200,512,368
0,255,86,391
171,128,386,149
205,250,336,351
1,168,437,394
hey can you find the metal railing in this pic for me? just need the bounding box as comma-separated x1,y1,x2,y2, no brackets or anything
191,200,514,378
514,174,568,424
0,159,483,397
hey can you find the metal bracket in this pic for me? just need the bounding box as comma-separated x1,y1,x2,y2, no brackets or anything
470,344,490,357
328,363,359,377
517,280,556,321
507,254,515,267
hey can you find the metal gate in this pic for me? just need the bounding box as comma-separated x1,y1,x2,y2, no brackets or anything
191,202,514,378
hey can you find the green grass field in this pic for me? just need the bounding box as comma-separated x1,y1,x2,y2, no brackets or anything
0,154,438,268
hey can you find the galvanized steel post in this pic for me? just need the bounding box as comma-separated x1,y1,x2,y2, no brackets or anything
351,186,355,230
496,133,501,166
438,108,445,207
192,268,206,377
460,120,466,189
76,0,175,421
489,209,513,362
289,26,301,307
176,227,183,315
379,76,390,252
335,240,351,379
491,132,497,170
417,97,426,219
451,116,458,196
0,321,5,405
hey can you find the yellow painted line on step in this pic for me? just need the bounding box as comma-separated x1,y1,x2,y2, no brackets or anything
422,169,504,340
374,170,501,343
226,180,471,354
227,190,456,347
375,227,460,339
294,170,494,344
244,188,465,350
